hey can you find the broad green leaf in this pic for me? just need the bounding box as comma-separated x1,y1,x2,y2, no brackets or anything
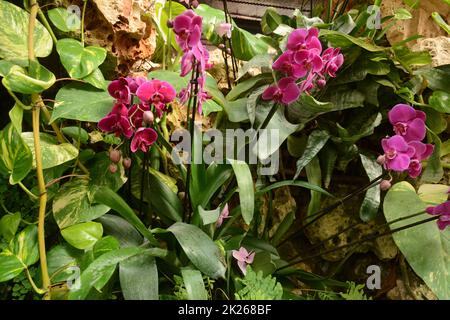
418,184,449,206
2,61,55,94
61,126,89,144
226,73,273,101
198,163,233,208
415,66,450,93
93,236,120,259
56,38,107,79
0,225,39,282
47,244,84,283
428,91,450,114
237,54,274,80
48,7,81,32
92,186,158,246
0,0,52,66
293,130,330,180
383,182,450,299
394,8,413,20
97,214,143,248
148,70,188,93
228,159,254,225
199,206,221,226
61,221,103,250
261,8,283,35
68,247,166,300
82,68,107,90
319,29,387,52
87,152,127,191
120,251,159,300
271,211,295,246
0,212,21,241
168,222,226,279
431,12,450,35
422,130,444,183
9,104,23,134
52,82,114,123
359,154,382,221
223,98,250,123
331,57,390,85
0,124,32,184
21,132,78,169
322,87,365,111
306,157,322,216
181,268,208,300
256,180,333,197
286,95,334,131
423,107,447,134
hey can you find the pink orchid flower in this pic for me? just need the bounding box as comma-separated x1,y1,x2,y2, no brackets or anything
272,51,308,78
287,28,322,53
388,104,426,142
98,103,133,138
130,127,158,153
128,103,150,129
321,47,344,77
232,247,255,275
136,79,176,117
407,141,434,178
381,135,415,172
125,76,146,94
108,78,131,104
216,204,230,227
293,49,323,75
173,10,203,51
262,77,301,105
216,22,232,38
426,201,450,230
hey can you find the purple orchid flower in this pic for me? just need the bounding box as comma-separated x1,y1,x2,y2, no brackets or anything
232,247,255,275
388,104,426,142
136,79,176,117
216,204,230,227
293,49,324,75
426,201,450,230
98,103,133,138
381,135,415,172
108,78,131,104
128,103,150,129
407,141,434,178
262,77,301,105
272,51,308,78
130,127,158,153
321,47,344,77
173,10,203,51
287,28,322,53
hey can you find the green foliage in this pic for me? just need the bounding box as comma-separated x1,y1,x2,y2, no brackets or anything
340,282,371,300
234,267,283,300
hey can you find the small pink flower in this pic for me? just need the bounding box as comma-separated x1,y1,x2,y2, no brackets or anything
108,78,131,104
173,10,203,51
216,204,230,227
216,22,232,38
180,50,195,77
321,47,344,77
136,80,176,117
130,127,158,153
426,201,450,230
98,103,133,138
388,104,426,142
128,103,150,129
407,141,434,178
125,76,146,94
262,77,301,105
293,49,323,75
381,135,415,172
232,247,255,275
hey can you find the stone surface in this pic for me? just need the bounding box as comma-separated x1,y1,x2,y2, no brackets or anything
412,36,450,67
380,0,450,47
82,0,156,75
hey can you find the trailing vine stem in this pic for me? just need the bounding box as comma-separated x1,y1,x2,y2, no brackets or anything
80,0,88,46
28,0,50,299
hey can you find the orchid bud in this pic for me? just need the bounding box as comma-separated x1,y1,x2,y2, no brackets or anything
380,180,391,191
109,149,121,163
178,192,185,201
190,0,199,8
166,20,173,28
122,157,132,169
218,43,225,50
376,155,386,165
143,110,154,125
317,79,326,88
226,48,231,55
109,163,118,174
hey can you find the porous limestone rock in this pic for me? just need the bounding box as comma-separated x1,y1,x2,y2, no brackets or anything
412,36,450,67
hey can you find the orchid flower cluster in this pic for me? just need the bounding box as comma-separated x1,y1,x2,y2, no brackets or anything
378,104,434,180
98,77,176,153
262,28,344,105
172,10,212,114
